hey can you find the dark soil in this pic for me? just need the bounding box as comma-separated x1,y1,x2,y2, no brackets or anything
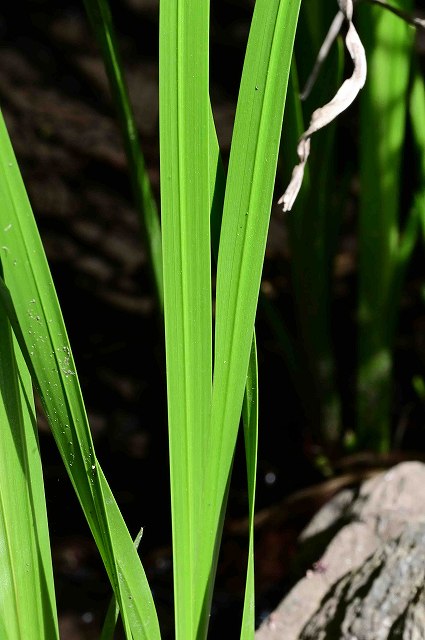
1,1,425,638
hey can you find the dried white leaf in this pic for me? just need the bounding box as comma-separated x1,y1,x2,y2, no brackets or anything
300,10,345,101
279,0,367,212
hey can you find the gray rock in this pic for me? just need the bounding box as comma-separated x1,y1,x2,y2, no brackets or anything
256,462,425,639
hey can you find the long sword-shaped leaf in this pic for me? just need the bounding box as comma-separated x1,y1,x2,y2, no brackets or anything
83,0,163,308
0,110,160,640
159,1,212,638
408,65,425,243
390,65,425,325
0,303,58,639
209,0,300,523
357,1,413,450
209,92,260,640
82,3,260,635
86,2,261,634
190,0,301,633
100,527,145,640
240,337,258,640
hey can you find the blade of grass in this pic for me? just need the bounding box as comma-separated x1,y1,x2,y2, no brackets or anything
84,4,260,635
0,110,160,640
159,1,212,638
386,67,425,433
210,88,261,640
240,336,258,640
357,0,413,451
194,0,301,633
408,64,425,242
0,301,58,640
85,2,263,634
209,82,260,640
210,0,301,511
82,0,163,308
100,527,145,640
390,65,425,317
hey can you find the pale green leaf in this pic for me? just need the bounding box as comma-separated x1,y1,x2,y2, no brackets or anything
159,1,212,637
240,337,258,640
0,305,58,640
206,0,301,574
0,110,160,640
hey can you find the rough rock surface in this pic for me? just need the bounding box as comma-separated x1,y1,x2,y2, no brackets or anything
256,462,425,639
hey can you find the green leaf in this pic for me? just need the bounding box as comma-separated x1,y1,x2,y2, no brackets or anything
408,63,425,244
192,0,300,633
357,0,413,450
209,78,260,640
240,337,258,640
100,528,145,640
208,0,301,549
389,65,425,366
83,0,163,308
0,110,160,640
159,1,212,637
0,300,58,639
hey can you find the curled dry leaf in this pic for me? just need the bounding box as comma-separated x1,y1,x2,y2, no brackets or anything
279,0,367,212
301,0,425,104
300,10,345,101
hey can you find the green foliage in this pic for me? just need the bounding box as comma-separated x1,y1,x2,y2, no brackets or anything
279,1,424,453
83,0,163,307
159,2,213,636
357,0,414,450
0,110,160,639
159,0,300,635
0,0,301,637
0,288,58,640
1,0,424,637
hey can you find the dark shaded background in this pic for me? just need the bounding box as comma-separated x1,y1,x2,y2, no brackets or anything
1,1,425,637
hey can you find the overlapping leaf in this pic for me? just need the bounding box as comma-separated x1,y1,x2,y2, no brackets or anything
159,1,212,637
0,111,160,640
0,304,58,639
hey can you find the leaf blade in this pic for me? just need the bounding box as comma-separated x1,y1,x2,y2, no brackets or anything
0,307,59,640
159,0,212,636
0,110,160,640
240,336,258,640
83,0,163,308
209,0,301,542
